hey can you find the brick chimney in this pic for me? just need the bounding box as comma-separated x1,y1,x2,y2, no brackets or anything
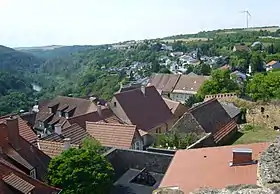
231,148,253,166
54,124,62,135
6,116,20,150
97,104,102,117
63,138,71,150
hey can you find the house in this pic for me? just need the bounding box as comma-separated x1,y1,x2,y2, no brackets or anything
147,74,209,103
219,101,242,123
109,86,174,134
37,139,79,159
67,108,123,129
163,98,188,120
171,98,237,148
219,64,231,70
159,142,269,193
34,96,107,136
170,52,184,57
0,160,61,193
170,75,209,103
0,116,53,181
251,41,264,50
105,148,174,194
230,70,246,82
233,45,250,52
147,74,180,98
266,60,280,71
86,122,143,150
0,114,37,144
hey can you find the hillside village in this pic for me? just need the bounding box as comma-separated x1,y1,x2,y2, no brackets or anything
1,67,280,193
3,26,280,193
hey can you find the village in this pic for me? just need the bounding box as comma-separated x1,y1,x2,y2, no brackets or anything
1,66,280,193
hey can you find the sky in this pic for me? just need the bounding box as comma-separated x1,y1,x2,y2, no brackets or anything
0,0,279,47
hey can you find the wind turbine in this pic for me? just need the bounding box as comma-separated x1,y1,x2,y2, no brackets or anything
240,10,251,29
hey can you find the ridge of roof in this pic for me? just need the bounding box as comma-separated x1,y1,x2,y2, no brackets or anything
189,98,217,112
86,121,136,128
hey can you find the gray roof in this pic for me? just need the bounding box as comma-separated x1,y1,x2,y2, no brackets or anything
219,101,241,119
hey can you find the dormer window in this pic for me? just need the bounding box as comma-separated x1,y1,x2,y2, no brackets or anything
38,121,44,129
58,111,62,117
30,169,36,179
114,102,117,107
65,112,69,119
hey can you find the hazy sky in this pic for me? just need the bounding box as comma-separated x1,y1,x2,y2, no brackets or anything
0,0,279,47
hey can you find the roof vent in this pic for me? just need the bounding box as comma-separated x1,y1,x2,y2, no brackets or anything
230,148,256,166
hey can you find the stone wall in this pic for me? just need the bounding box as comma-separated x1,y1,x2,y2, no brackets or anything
104,148,174,180
204,93,238,102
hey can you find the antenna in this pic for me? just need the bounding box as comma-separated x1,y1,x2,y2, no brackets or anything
240,10,251,29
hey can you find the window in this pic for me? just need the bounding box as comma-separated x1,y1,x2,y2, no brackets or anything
38,121,44,129
156,128,162,134
133,141,142,150
58,111,62,117
30,169,36,179
113,102,117,107
65,112,69,119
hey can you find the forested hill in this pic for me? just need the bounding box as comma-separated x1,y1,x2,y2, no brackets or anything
16,45,97,60
0,45,42,74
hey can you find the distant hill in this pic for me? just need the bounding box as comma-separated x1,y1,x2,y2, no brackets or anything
162,26,280,41
15,45,98,60
0,45,42,73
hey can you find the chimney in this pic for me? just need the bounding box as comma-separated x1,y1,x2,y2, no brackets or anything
141,86,146,96
231,148,253,166
97,104,102,117
63,138,71,150
54,124,62,135
48,107,53,114
6,116,20,150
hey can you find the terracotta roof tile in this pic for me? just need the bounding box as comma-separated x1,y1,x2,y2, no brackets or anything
86,122,137,149
266,60,278,66
148,73,180,93
0,115,37,143
37,140,79,158
3,173,35,194
68,108,123,129
40,96,99,117
113,86,174,131
41,123,89,145
160,142,270,193
163,98,188,117
0,158,61,193
173,75,209,93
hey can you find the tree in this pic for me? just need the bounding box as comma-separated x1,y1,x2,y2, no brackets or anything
250,52,265,73
159,68,171,74
48,138,114,194
197,69,239,99
246,71,280,101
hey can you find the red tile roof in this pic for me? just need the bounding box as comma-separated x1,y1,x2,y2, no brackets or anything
160,142,269,193
3,173,35,194
163,98,188,118
40,123,89,145
0,121,51,181
86,122,138,149
148,73,180,93
173,75,209,93
68,108,123,129
266,60,278,66
113,86,174,131
0,159,60,193
37,140,79,158
0,114,37,143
